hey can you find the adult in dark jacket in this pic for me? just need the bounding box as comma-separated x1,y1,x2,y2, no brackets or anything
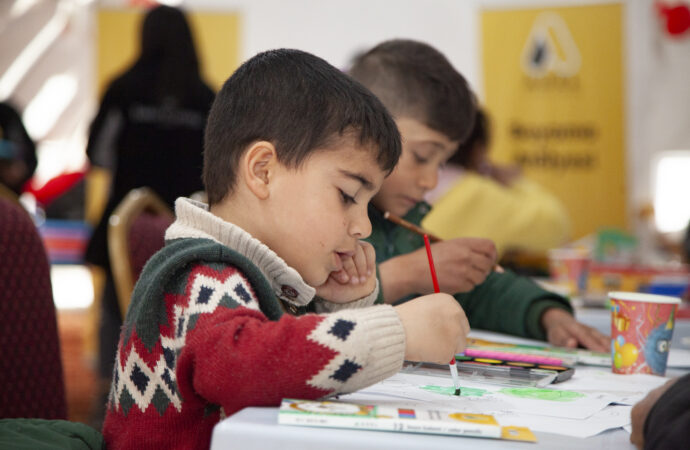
84,4,215,409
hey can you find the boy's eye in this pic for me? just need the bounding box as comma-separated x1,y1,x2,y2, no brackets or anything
412,152,429,164
339,189,357,205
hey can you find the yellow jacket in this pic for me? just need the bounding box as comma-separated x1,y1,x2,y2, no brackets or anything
422,172,571,256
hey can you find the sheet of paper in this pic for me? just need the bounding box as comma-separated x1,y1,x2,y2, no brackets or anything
493,405,632,438
341,371,614,420
550,367,669,405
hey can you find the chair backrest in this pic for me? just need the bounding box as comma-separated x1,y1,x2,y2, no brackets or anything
0,197,67,419
108,187,174,319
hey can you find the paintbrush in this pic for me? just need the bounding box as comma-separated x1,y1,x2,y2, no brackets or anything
383,211,442,242
383,211,503,273
423,234,461,396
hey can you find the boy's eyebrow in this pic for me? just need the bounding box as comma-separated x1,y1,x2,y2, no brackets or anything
413,140,449,152
338,169,375,190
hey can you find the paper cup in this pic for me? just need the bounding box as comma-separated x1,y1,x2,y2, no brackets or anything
609,291,681,375
548,248,590,294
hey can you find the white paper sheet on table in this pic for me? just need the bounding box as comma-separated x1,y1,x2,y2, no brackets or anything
341,371,615,420
340,367,670,438
492,405,632,438
552,367,669,405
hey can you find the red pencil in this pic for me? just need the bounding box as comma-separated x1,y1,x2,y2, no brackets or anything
423,234,461,396
423,234,441,292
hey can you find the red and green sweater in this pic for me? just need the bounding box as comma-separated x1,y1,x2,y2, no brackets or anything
103,198,405,450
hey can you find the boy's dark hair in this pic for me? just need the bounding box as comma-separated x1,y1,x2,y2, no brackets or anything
203,48,401,205
348,39,476,145
448,108,489,167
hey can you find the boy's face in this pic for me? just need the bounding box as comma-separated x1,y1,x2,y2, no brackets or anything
262,141,385,287
372,117,459,217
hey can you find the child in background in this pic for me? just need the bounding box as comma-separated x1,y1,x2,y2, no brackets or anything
103,49,469,450
423,108,571,257
349,40,608,350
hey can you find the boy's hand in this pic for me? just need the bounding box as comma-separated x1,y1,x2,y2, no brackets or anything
413,238,497,294
630,377,678,449
315,241,376,303
541,308,609,352
395,293,470,363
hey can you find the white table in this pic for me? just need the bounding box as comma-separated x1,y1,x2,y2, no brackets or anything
210,308,690,449
210,406,633,450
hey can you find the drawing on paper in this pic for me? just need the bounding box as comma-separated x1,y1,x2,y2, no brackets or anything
420,385,489,397
499,387,584,402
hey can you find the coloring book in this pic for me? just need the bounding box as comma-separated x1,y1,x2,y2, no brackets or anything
278,398,536,442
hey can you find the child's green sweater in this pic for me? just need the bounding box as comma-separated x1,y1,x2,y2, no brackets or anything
366,203,573,340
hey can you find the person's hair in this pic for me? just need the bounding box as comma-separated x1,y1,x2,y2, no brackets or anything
203,48,402,205
448,108,489,167
133,5,202,102
348,39,476,144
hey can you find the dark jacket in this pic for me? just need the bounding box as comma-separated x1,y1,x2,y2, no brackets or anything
644,373,690,450
84,54,214,269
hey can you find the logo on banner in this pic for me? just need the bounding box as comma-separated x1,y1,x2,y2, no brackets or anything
521,12,581,78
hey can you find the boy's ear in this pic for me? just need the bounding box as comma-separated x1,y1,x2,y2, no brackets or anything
242,141,278,200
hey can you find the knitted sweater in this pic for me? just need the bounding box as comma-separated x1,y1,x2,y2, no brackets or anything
103,198,406,450
366,203,572,340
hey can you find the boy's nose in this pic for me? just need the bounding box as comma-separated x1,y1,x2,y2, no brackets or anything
418,166,438,191
349,208,372,239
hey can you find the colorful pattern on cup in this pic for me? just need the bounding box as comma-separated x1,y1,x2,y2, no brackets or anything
610,295,678,376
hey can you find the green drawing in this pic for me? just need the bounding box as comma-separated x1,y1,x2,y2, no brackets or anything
420,385,488,397
499,387,584,402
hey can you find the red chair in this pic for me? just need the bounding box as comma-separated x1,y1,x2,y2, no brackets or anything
108,188,174,319
0,197,67,419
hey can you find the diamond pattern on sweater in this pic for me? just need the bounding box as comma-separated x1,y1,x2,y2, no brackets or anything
330,359,361,382
328,319,355,341
305,310,365,392
119,387,135,416
196,286,214,304
152,386,171,416
110,270,261,416
233,283,253,304
110,348,183,416
130,364,150,394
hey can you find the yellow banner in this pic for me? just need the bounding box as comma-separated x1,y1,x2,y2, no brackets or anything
481,3,625,239
97,9,241,97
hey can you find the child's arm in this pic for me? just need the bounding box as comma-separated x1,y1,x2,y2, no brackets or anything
170,264,468,415
378,237,497,303
453,270,608,350
183,305,405,411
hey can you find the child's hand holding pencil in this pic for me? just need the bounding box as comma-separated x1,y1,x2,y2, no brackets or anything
384,211,501,294
394,293,470,364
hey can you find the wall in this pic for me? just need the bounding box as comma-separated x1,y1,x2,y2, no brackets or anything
8,0,687,236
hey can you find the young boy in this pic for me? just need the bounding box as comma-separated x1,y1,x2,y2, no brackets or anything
349,40,608,351
102,49,469,449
